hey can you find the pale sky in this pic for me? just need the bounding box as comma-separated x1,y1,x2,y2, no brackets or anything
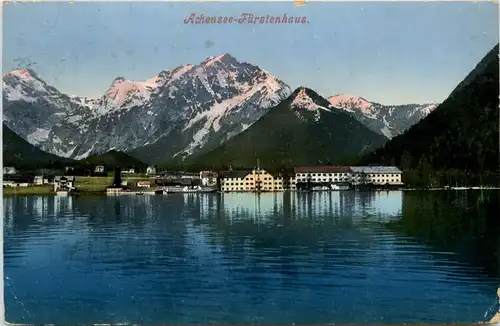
2,1,498,105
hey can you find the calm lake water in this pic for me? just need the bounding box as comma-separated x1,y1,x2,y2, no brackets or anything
3,190,500,324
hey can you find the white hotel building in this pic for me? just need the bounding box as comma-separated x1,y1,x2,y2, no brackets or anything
349,166,403,186
294,166,352,184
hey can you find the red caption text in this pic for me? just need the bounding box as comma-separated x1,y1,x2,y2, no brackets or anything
184,13,310,24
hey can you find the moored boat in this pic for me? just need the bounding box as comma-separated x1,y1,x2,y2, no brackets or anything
163,186,218,193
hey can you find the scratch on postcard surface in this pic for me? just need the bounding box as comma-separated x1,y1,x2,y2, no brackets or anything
5,276,33,319
3,0,42,6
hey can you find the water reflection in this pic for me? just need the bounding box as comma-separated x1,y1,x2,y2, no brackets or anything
3,191,403,228
388,190,500,279
191,190,403,224
3,191,499,324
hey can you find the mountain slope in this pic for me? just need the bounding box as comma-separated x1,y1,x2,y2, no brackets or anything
2,123,72,169
192,87,388,170
328,94,438,138
76,150,147,170
3,54,292,162
362,44,499,175
127,54,292,163
2,69,77,150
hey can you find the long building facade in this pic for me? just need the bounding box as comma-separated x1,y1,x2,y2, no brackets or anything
294,165,352,186
349,166,403,186
219,165,403,192
220,168,296,192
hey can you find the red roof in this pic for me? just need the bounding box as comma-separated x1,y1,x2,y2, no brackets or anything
294,165,351,173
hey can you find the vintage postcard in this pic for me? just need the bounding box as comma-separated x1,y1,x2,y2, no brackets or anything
1,0,499,324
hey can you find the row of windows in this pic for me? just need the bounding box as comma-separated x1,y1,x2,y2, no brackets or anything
225,177,287,182
222,187,297,191
295,173,401,178
297,173,349,177
223,177,400,184
223,179,294,183
353,179,400,184
224,181,285,185
355,174,401,178
298,177,350,182
359,178,401,182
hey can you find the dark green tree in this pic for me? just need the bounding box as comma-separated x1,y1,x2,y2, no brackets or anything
112,165,122,188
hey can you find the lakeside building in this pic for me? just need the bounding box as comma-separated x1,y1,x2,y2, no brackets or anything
200,171,218,187
122,168,136,174
137,180,151,188
155,172,201,187
3,181,16,187
34,175,49,185
220,168,295,192
219,165,403,192
146,166,157,175
294,165,351,184
54,176,76,192
219,169,253,192
181,173,200,179
349,166,403,186
2,181,30,188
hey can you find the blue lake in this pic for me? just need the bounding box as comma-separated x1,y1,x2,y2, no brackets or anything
3,190,500,324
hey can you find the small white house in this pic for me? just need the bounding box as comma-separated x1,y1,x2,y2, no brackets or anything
200,171,218,186
34,176,44,185
137,180,151,188
54,176,76,192
146,166,156,175
95,165,106,174
3,181,17,187
3,167,17,175
122,168,136,174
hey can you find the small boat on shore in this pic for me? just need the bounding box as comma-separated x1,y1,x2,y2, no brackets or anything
162,186,218,194
307,184,351,191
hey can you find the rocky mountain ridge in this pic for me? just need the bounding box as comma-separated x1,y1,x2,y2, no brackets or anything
3,53,437,165
3,54,292,163
328,94,438,138
192,87,388,169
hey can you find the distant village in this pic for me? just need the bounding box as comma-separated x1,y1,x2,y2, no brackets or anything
2,163,404,194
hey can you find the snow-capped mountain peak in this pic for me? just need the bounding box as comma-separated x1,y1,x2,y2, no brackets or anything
328,93,373,114
200,53,240,68
4,68,38,80
111,76,126,85
327,93,438,139
3,68,62,103
157,64,194,88
3,53,293,162
292,88,331,112
4,68,48,89
95,74,164,114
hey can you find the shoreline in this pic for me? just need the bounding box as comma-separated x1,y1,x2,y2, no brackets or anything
404,187,500,191
3,186,499,196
